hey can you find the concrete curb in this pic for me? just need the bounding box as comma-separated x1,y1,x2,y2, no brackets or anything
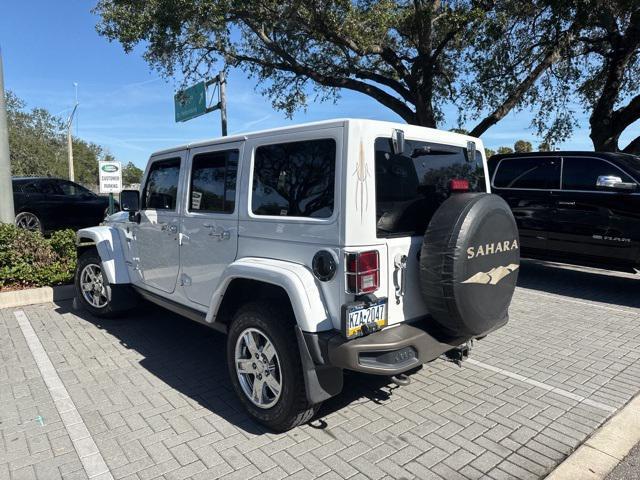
0,284,75,309
545,393,640,480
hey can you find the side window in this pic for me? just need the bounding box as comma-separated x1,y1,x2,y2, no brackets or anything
22,182,39,193
493,157,560,189
562,157,635,191
142,158,181,210
252,138,336,218
58,180,93,196
189,150,238,213
38,180,62,195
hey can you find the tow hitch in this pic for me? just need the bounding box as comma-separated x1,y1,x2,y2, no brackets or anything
444,340,473,366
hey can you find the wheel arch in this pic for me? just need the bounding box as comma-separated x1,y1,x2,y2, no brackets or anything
212,259,342,405
76,226,131,284
206,257,333,333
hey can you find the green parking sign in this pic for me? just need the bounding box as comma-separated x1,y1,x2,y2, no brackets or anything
174,81,207,122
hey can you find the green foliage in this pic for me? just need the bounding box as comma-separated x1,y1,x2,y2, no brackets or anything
6,91,119,185
122,161,144,185
538,141,552,152
497,146,514,154
0,225,76,290
514,140,533,153
484,148,496,159
93,0,557,132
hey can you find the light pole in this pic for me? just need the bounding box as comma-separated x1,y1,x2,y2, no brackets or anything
66,100,78,182
0,46,15,224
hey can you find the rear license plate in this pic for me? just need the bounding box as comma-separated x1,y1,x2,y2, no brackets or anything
344,299,387,339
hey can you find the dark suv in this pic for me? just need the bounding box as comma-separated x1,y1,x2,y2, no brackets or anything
488,152,640,273
12,177,114,233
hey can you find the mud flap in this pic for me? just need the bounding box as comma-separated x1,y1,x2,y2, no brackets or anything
295,326,343,404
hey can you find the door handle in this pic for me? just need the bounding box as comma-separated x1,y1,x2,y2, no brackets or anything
557,201,576,206
168,225,178,234
209,230,231,240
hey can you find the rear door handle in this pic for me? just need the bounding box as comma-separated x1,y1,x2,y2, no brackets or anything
557,201,576,206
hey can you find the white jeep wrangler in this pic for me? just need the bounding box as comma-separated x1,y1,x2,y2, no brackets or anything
75,119,520,431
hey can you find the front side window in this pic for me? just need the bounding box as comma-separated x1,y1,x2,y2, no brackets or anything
562,157,635,191
189,150,238,213
252,139,336,218
375,138,485,238
493,157,560,190
142,158,181,210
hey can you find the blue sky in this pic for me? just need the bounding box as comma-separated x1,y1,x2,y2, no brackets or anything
1,1,638,169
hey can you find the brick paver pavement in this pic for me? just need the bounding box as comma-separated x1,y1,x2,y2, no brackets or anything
2,260,640,479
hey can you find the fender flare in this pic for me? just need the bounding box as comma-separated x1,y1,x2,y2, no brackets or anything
76,226,131,284
206,257,333,332
208,257,342,404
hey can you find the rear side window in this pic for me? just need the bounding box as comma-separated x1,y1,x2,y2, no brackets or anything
189,150,238,213
142,158,181,210
38,180,61,195
252,139,336,218
493,157,560,189
562,157,635,191
375,138,485,238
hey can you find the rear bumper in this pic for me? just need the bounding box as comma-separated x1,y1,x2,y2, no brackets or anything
304,320,474,376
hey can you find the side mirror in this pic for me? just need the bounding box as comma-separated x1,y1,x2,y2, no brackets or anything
596,175,637,191
120,189,140,212
392,129,405,155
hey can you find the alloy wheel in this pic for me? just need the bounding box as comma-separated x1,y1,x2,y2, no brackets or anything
15,212,42,232
234,328,283,409
79,263,108,308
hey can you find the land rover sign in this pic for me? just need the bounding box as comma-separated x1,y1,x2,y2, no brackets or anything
99,160,122,194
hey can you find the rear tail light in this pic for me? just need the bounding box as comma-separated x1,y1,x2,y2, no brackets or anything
346,250,379,294
450,178,470,192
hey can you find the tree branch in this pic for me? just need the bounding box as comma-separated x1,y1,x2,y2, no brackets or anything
470,47,564,137
614,93,640,131
622,135,640,155
240,21,417,123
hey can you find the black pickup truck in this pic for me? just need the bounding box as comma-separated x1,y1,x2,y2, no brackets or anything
488,151,640,273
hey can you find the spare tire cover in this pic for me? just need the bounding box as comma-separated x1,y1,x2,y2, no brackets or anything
419,193,520,336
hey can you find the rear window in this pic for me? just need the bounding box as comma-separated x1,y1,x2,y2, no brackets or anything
493,157,560,189
375,138,485,238
252,138,336,218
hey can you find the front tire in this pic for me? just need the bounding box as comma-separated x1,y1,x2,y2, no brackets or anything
227,302,318,431
75,249,137,317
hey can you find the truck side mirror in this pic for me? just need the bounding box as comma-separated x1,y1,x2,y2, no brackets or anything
596,175,637,191
120,190,140,212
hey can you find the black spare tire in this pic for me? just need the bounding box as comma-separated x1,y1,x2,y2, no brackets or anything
420,193,520,337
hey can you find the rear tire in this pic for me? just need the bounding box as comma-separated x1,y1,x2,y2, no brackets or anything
15,211,43,234
74,249,137,317
227,302,318,431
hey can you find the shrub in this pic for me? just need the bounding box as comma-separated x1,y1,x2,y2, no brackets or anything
0,224,77,290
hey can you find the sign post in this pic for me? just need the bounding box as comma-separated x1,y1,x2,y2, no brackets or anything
99,160,122,215
174,73,227,136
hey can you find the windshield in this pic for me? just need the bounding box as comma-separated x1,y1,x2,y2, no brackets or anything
375,137,485,238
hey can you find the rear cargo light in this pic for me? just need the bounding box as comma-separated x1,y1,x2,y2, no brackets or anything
449,178,470,192
345,250,379,294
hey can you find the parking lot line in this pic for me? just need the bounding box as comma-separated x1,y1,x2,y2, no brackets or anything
516,287,640,315
14,310,114,480
467,359,617,414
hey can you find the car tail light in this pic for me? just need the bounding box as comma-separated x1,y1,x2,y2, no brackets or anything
346,250,379,294
450,178,470,192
